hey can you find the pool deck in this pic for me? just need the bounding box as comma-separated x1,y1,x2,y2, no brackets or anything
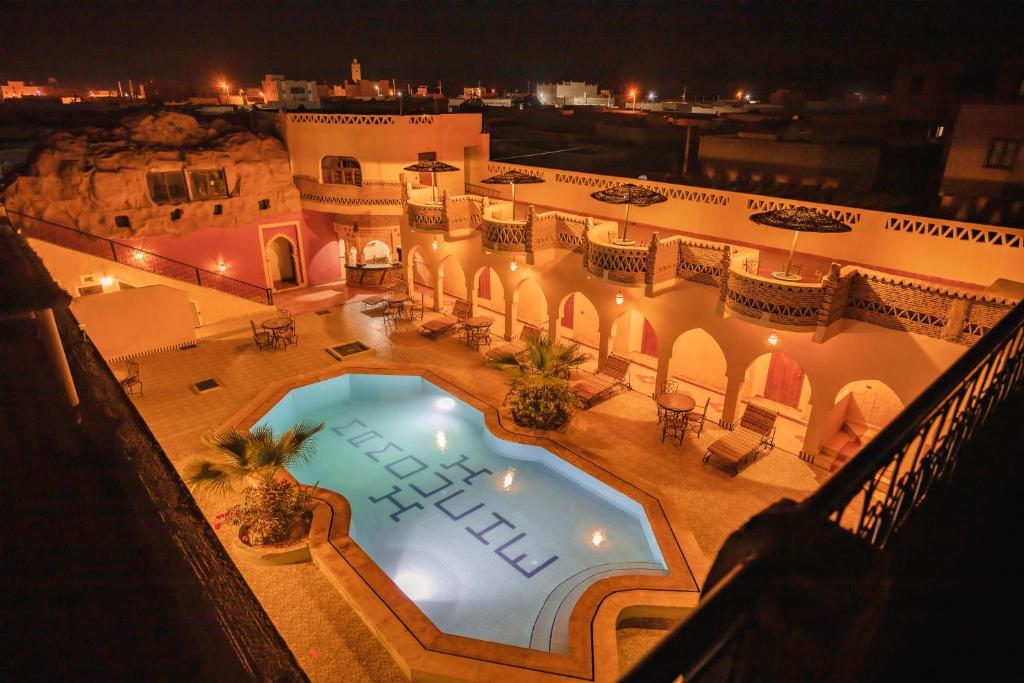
126,292,826,681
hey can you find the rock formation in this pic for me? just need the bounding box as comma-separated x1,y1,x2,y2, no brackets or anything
3,111,300,237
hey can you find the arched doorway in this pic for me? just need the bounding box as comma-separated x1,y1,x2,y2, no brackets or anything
363,239,391,264
556,292,600,348
609,308,658,389
267,235,299,289
822,380,904,470
474,266,505,317
513,278,547,333
742,351,812,455
667,328,728,422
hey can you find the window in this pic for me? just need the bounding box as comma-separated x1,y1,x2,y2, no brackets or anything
985,139,1020,170
190,169,228,200
147,170,189,204
321,156,362,186
290,86,306,95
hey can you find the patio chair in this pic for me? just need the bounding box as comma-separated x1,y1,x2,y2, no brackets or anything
275,324,298,349
655,379,679,422
744,258,759,275
382,301,405,329
483,323,543,362
685,397,711,439
120,360,143,397
570,353,632,408
661,410,687,445
278,308,292,318
251,320,274,350
703,403,778,475
419,298,471,338
405,292,426,321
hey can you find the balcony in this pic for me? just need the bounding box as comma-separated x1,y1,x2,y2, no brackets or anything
480,202,527,252
293,175,402,211
583,225,650,285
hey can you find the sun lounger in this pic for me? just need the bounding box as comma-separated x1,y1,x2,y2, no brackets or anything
703,403,777,474
483,323,543,362
570,353,631,408
361,281,407,311
419,299,471,338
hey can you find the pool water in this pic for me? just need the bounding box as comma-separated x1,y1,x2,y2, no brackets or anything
256,373,667,652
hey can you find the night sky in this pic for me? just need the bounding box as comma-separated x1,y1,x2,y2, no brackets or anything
3,0,1022,98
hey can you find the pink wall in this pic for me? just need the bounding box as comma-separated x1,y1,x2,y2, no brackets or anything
124,209,342,289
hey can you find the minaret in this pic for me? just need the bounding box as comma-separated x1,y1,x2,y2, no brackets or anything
351,58,362,83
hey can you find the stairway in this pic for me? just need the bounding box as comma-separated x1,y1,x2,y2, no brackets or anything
6,209,273,305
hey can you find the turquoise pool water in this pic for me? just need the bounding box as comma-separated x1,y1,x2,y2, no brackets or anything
257,373,667,652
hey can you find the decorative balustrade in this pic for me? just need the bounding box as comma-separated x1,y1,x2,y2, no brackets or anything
584,226,650,285
293,175,403,207
480,203,528,252
724,263,826,326
399,194,1019,341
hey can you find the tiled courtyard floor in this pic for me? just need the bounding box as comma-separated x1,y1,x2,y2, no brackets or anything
125,292,827,681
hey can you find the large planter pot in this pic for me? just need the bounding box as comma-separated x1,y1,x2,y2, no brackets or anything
232,515,312,566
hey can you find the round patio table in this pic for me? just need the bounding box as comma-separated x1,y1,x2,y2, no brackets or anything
262,317,292,332
463,316,494,349
657,392,696,413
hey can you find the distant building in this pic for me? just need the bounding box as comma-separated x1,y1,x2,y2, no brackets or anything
351,58,362,83
939,103,1024,227
343,79,392,98
698,132,880,192
1,80,50,99
261,74,321,110
535,81,607,107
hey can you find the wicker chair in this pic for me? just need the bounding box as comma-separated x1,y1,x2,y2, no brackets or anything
703,403,778,475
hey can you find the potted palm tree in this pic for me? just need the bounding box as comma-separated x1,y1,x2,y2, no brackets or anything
486,336,589,430
185,420,324,565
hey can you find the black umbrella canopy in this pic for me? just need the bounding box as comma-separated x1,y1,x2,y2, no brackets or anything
403,160,461,173
589,183,668,207
590,183,667,242
749,207,852,280
480,170,545,186
480,170,545,219
749,206,853,233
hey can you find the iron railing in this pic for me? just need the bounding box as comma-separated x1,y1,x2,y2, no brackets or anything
624,297,1024,681
9,210,274,305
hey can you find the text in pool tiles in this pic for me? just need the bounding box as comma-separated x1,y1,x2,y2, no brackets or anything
331,418,559,579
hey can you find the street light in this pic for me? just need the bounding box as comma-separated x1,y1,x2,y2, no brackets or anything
648,91,655,101
629,89,637,110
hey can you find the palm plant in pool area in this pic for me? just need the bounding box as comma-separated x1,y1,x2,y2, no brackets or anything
486,336,589,430
185,421,324,546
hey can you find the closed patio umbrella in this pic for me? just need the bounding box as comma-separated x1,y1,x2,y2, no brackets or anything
749,206,853,280
589,183,667,244
404,160,461,202
480,169,545,220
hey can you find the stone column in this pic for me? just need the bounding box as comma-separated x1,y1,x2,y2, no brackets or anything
548,311,561,343
799,399,831,464
597,321,613,371
654,349,672,398
504,294,518,341
720,373,746,428
469,285,479,317
433,268,445,312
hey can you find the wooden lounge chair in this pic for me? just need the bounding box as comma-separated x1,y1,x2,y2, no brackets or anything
570,353,632,408
483,323,543,362
361,281,407,311
419,299,471,338
703,403,778,474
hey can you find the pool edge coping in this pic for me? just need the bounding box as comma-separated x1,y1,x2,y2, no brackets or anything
220,360,708,682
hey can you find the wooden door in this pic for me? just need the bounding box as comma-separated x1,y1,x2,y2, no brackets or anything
764,353,804,408
561,294,574,329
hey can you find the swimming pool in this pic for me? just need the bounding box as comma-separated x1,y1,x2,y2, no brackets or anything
255,373,668,652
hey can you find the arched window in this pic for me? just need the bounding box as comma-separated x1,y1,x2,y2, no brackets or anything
321,156,362,186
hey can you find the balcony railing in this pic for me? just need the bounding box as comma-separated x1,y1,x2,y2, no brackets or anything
10,211,274,305
624,296,1024,681
400,193,1019,342
293,175,402,208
